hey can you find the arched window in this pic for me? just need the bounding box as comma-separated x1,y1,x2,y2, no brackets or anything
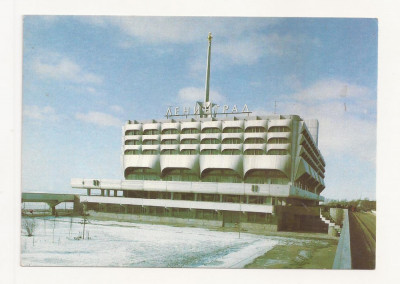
161,129,179,134
143,129,159,135
142,139,158,145
202,169,242,183
244,138,265,144
243,149,265,155
269,126,290,132
180,149,197,155
221,149,241,155
245,127,266,133
268,138,289,144
125,140,141,145
124,150,139,155
181,139,199,144
181,128,199,134
200,149,219,155
223,127,243,133
201,138,220,144
244,169,289,184
161,139,178,145
202,127,220,133
222,138,241,144
160,149,178,155
162,169,198,182
125,167,159,180
142,149,158,155
125,130,141,135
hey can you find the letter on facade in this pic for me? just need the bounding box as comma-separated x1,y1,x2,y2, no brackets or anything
183,107,190,115
194,104,200,115
213,104,220,115
166,107,172,117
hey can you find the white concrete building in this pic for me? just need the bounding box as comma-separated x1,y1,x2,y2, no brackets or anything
71,114,326,231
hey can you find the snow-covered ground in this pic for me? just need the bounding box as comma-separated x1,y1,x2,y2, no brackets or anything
21,217,299,268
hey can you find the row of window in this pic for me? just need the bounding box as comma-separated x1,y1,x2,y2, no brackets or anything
125,137,290,145
124,168,290,185
124,149,289,155
125,126,290,136
88,203,279,224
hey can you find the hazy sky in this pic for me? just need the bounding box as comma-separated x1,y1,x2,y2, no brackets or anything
22,16,377,200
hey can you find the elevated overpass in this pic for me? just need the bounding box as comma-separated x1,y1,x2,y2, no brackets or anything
22,193,81,215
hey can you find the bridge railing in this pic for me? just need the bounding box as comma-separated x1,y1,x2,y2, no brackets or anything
332,209,351,269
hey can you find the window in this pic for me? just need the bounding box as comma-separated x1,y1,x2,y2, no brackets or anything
125,130,141,135
143,129,159,135
251,185,259,192
301,153,319,172
200,149,219,155
244,169,288,184
223,127,243,133
124,150,139,155
181,128,199,134
125,140,140,145
181,139,199,144
161,149,178,155
269,126,290,132
268,138,289,144
243,149,264,155
142,150,158,155
202,169,242,183
244,138,265,144
162,169,198,182
125,167,159,180
202,128,220,133
222,138,241,144
162,129,179,134
180,149,197,155
161,139,178,145
201,138,220,144
142,139,158,145
221,149,241,155
245,127,265,133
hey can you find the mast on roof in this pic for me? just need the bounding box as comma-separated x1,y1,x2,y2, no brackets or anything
205,32,212,104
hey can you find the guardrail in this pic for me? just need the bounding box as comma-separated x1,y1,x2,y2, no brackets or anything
332,209,351,269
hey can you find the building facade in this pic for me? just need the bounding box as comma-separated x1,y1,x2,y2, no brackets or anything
71,114,326,232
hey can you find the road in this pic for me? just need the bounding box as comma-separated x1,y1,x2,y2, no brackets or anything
349,212,376,269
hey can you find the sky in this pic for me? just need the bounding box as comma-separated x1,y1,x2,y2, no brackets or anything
22,16,377,200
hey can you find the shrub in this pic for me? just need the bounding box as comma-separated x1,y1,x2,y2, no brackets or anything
22,218,37,237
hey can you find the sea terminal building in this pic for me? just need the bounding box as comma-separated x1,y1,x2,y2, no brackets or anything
71,33,327,232
71,114,327,232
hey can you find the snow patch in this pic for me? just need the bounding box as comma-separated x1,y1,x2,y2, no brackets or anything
21,217,289,268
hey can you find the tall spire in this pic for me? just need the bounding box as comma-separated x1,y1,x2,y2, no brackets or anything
205,32,212,103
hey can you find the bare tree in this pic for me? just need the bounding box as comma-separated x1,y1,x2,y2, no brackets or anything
22,218,37,237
